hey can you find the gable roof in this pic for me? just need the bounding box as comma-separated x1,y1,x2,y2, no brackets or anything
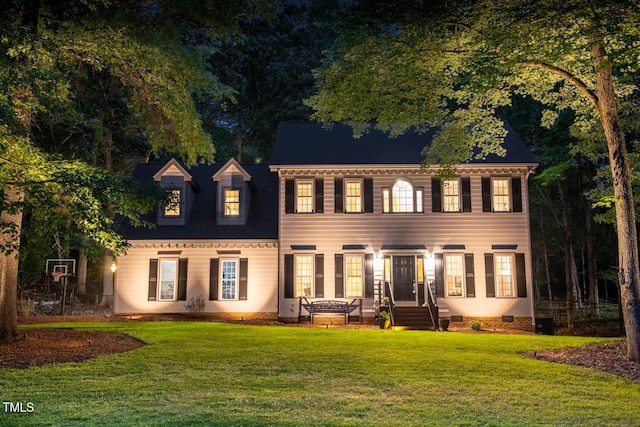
152,158,193,182
212,158,252,182
120,162,278,241
269,122,537,166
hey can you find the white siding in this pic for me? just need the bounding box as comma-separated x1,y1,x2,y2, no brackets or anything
277,169,535,320
114,241,278,315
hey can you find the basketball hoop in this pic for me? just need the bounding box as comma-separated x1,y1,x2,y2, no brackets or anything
52,271,63,282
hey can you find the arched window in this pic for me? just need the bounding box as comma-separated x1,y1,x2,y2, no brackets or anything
393,180,413,212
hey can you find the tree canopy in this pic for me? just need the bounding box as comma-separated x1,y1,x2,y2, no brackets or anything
308,0,640,359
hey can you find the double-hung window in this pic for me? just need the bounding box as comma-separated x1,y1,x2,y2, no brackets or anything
296,255,314,297
224,189,240,216
296,181,313,213
445,254,464,297
221,259,238,300
442,179,460,212
159,258,178,301
345,180,362,213
495,254,515,297
345,255,363,297
492,178,511,212
164,189,181,217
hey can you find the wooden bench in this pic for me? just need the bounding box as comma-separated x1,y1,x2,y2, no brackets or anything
300,299,361,324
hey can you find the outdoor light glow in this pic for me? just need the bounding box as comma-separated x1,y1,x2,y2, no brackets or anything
111,262,117,273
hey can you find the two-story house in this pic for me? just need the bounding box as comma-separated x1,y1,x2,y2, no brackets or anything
114,121,537,330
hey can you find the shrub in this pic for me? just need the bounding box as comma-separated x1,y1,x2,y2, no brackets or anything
17,298,36,316
184,295,205,313
468,320,483,331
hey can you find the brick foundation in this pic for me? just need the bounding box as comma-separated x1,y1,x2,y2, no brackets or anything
447,316,534,332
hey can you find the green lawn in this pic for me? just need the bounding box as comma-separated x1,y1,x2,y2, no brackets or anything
1,322,638,426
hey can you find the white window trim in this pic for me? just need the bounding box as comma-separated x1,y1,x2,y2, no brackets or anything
223,188,241,217
295,180,314,213
492,178,511,212
295,254,314,297
444,253,465,298
345,254,364,298
344,178,363,213
383,179,424,213
495,253,516,297
442,179,461,213
220,258,239,300
164,189,182,217
158,258,179,301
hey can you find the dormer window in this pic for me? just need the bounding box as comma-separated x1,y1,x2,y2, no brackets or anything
164,189,182,217
224,189,240,216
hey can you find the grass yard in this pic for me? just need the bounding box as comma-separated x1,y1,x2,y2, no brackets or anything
1,321,639,426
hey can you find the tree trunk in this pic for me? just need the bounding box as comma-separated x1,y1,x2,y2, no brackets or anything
592,42,640,361
76,248,88,295
0,187,24,343
99,252,114,307
585,201,599,315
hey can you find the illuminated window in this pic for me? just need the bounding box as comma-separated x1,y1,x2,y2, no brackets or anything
495,254,515,297
345,180,362,213
224,189,240,216
392,180,413,212
345,255,363,297
221,259,238,300
492,178,510,212
382,189,390,213
158,259,178,301
296,255,313,297
164,189,181,216
296,181,313,213
443,179,460,212
445,254,464,297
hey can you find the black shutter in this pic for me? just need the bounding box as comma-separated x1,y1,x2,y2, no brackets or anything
315,178,324,213
465,253,475,297
209,259,219,300
148,259,158,301
512,177,522,212
285,179,294,213
434,253,444,298
365,253,374,298
485,254,495,297
284,254,294,298
516,253,527,297
315,254,324,298
364,178,374,213
334,178,344,213
482,177,492,212
431,178,442,212
177,259,188,301
239,258,248,300
335,254,344,298
462,177,472,212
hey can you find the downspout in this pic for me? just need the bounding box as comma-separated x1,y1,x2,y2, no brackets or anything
525,165,538,328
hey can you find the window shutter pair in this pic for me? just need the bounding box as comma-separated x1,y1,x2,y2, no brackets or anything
284,254,324,298
209,258,248,300
334,253,373,298
433,253,475,298
285,179,324,213
484,253,526,298
481,177,523,212
431,178,471,212
148,259,188,301
334,178,373,213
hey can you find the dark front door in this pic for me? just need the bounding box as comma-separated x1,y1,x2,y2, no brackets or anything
393,256,415,302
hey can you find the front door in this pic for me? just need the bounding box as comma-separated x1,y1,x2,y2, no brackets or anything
393,256,415,302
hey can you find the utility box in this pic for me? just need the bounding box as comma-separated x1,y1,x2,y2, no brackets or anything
535,317,556,335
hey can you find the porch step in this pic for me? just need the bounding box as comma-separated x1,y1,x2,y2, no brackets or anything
392,307,436,330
